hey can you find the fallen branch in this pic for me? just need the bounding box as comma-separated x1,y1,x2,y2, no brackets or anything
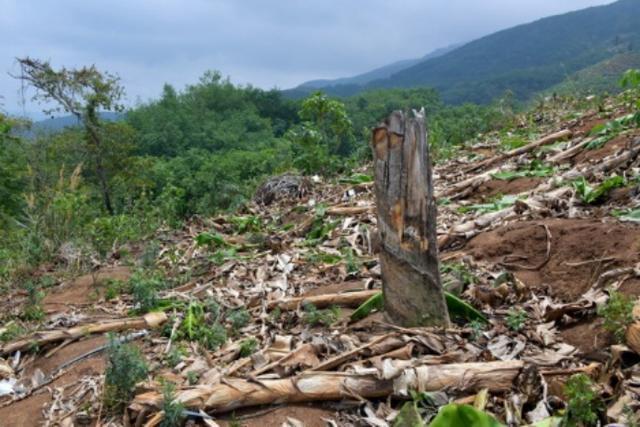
463,129,572,174
131,360,524,415
0,312,167,355
309,333,401,371
326,206,375,216
267,290,380,311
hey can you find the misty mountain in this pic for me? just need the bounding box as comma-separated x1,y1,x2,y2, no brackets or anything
297,44,461,90
289,0,640,104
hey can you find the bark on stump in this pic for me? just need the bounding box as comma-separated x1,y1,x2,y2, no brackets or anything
371,110,450,327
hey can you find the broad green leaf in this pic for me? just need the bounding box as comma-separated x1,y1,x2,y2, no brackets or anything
339,173,373,185
393,401,425,427
350,291,384,321
445,292,488,324
429,404,504,427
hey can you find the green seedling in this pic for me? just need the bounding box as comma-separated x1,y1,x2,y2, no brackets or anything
303,303,340,326
598,290,634,343
506,309,527,331
562,374,603,427
104,335,148,412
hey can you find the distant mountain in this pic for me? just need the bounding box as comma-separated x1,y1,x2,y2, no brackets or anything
289,0,640,104
297,44,461,90
18,112,122,137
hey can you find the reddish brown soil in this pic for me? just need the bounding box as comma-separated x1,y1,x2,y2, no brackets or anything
43,266,131,313
0,337,106,427
217,405,338,427
473,177,542,200
570,116,607,137
573,133,635,165
559,318,613,355
465,219,640,301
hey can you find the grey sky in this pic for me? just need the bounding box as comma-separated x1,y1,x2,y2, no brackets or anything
1,0,614,115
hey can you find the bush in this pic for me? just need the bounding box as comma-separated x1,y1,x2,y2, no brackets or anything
128,269,165,313
159,381,184,427
598,290,635,343
104,335,148,412
562,374,603,427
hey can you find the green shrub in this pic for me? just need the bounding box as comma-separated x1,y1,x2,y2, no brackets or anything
104,335,148,412
239,338,258,357
598,290,634,343
228,307,251,330
21,280,45,322
128,270,165,313
159,381,184,427
303,303,340,326
562,374,603,427
506,309,527,331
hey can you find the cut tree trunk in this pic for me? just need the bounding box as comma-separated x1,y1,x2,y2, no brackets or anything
371,110,449,327
131,360,524,415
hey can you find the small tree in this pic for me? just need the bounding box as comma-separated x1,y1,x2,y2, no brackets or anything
288,92,354,175
14,57,125,214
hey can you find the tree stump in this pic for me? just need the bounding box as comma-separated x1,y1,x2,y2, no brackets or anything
371,110,449,327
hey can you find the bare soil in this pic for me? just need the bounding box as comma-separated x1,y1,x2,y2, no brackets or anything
217,405,338,427
473,177,542,200
464,218,640,301
43,266,131,313
573,133,635,165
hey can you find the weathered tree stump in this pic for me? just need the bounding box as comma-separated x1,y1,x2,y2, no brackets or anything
371,110,449,327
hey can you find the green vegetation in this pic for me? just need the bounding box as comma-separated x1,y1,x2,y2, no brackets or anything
303,303,340,326
562,374,603,427
445,292,488,324
491,160,554,181
428,404,503,427
573,176,625,204
505,309,527,331
104,335,148,412
228,307,251,330
291,0,640,104
2,61,512,290
180,301,227,350
458,195,519,214
128,269,166,313
598,290,635,343
239,338,259,357
159,381,185,427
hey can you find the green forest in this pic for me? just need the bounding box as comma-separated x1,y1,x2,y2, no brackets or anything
0,61,513,284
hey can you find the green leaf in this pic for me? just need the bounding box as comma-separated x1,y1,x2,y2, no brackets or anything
394,401,425,427
429,404,504,427
459,195,518,214
350,291,384,322
445,292,488,324
573,175,624,204
525,417,562,427
617,208,640,222
195,232,226,248
339,173,373,185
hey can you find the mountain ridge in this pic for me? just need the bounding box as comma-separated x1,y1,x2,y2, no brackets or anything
288,0,640,104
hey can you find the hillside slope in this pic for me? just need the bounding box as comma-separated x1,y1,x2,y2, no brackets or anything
291,0,640,104
297,44,460,90
2,92,640,425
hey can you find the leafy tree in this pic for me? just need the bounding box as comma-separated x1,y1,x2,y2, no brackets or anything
14,57,126,213
0,113,26,226
288,92,354,174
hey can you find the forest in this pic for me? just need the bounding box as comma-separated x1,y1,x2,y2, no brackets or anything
0,62,510,284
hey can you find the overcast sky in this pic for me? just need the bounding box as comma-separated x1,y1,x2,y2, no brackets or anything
1,0,614,116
